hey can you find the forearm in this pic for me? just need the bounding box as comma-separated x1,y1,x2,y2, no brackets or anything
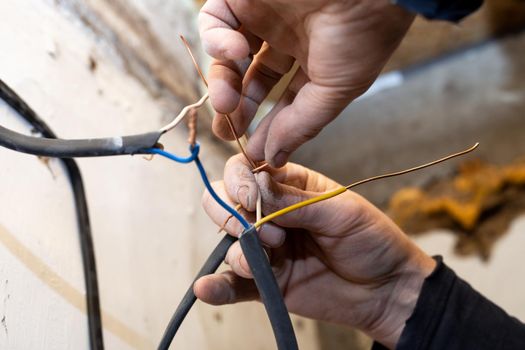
363,250,437,349
372,257,525,350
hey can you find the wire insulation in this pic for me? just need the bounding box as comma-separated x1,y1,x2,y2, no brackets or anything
195,156,250,229
145,147,250,229
146,145,200,164
239,227,298,350
160,93,209,133
0,122,161,157
254,143,480,228
158,234,237,350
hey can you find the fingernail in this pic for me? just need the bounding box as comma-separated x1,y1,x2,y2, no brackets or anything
271,151,289,168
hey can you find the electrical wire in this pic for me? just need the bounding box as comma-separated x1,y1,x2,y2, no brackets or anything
150,143,296,350
146,145,200,164
160,93,209,133
144,147,250,229
157,233,237,350
178,37,295,350
0,89,211,159
254,142,480,229
239,227,298,350
0,124,162,157
180,35,259,170
0,79,104,349
195,155,250,229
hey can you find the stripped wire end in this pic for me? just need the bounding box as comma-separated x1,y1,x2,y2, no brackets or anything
253,142,481,229
187,108,198,147
180,35,258,170
217,204,243,234
143,143,164,161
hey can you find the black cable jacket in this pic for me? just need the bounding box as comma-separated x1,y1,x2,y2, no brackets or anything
0,79,104,350
0,82,161,157
239,227,298,350
158,234,237,350
0,123,161,157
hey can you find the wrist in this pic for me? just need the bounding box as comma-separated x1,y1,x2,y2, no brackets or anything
366,250,436,349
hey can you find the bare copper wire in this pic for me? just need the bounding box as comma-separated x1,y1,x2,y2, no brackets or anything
181,36,263,229
180,35,257,169
218,204,243,234
187,108,197,147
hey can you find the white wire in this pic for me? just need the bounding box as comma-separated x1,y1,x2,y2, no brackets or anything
160,93,209,133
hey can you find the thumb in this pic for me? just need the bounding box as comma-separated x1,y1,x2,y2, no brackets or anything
264,82,354,167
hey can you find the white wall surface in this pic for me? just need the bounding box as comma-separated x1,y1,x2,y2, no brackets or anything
0,1,319,349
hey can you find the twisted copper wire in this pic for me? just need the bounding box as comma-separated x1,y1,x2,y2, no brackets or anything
187,108,197,147
180,35,260,169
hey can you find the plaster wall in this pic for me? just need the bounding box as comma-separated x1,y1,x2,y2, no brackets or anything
0,1,319,349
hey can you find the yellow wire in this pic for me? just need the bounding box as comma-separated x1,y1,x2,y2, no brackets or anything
254,187,347,228
253,143,479,229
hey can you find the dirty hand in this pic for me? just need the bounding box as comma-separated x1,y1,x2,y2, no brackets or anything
198,0,414,167
196,154,435,349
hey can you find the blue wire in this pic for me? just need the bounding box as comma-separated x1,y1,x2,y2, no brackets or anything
144,145,250,229
145,144,200,163
194,155,250,229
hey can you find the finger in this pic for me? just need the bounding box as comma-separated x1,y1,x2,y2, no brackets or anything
255,171,342,232
225,241,253,278
202,181,249,236
208,56,252,115
258,222,286,248
213,43,295,140
247,68,309,163
264,82,352,167
198,0,249,60
239,26,264,56
224,151,338,199
224,154,258,211
194,271,258,305
202,180,286,247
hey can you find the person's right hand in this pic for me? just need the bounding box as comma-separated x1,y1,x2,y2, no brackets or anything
196,154,436,349
198,0,415,167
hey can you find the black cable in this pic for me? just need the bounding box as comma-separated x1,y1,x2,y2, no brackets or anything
0,82,160,158
239,227,298,350
0,79,104,349
159,228,298,350
158,234,237,350
0,122,161,157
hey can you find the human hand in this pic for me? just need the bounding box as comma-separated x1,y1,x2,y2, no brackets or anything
198,0,414,167
196,154,436,348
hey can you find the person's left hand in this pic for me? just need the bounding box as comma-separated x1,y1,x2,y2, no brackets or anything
196,154,435,349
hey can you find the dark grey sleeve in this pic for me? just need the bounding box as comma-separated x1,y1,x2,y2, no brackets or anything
394,0,483,21
372,256,525,350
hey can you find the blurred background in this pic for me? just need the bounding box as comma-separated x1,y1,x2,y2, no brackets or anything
0,0,524,349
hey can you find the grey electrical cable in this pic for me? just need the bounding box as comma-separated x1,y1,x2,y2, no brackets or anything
0,123,161,157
